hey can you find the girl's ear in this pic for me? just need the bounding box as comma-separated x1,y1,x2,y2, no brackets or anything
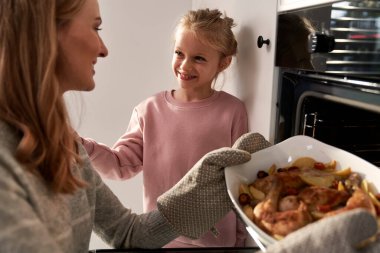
218,56,232,72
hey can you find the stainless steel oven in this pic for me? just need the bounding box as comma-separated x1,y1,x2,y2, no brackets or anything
274,0,380,167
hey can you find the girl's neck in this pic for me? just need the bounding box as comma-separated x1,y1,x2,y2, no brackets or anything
172,88,215,102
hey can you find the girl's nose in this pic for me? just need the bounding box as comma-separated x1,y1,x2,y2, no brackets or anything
180,59,192,71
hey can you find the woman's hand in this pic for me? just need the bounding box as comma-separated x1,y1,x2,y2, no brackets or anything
157,132,271,239
265,208,379,253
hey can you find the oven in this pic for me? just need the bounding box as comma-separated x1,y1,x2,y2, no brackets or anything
274,0,380,167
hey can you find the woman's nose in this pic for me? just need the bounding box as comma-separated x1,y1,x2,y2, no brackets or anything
99,37,108,57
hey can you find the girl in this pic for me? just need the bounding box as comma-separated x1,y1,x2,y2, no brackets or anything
81,8,248,247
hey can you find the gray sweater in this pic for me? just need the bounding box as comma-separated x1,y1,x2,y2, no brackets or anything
0,121,178,253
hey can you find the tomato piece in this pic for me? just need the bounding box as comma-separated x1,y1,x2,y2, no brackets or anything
238,193,251,206
257,170,269,179
314,162,326,170
330,179,339,189
376,205,380,217
284,187,299,196
287,166,300,171
317,204,331,212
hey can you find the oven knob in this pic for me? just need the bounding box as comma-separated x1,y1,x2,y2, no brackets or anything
308,33,335,53
257,36,270,48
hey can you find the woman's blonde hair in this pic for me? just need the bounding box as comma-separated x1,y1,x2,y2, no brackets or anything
176,8,238,57
276,13,316,68
0,0,87,194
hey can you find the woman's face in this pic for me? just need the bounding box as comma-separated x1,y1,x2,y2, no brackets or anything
57,0,108,93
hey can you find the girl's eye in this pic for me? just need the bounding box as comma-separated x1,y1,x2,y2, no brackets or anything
195,56,206,62
175,50,183,57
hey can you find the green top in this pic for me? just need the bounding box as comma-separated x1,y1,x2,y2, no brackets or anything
0,121,178,253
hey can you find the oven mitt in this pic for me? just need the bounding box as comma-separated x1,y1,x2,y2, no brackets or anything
157,133,271,239
264,209,379,253
232,132,272,153
156,147,251,239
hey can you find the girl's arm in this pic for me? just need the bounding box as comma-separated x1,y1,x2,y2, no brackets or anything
81,108,144,180
231,102,249,143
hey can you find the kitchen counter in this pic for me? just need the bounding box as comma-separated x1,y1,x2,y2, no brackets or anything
89,247,260,253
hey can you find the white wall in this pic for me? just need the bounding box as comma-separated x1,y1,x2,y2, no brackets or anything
65,0,192,249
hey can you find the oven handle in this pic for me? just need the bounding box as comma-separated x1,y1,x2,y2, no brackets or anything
302,112,318,137
290,72,380,91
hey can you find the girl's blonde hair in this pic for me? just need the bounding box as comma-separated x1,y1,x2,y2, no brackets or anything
176,8,238,57
0,0,87,194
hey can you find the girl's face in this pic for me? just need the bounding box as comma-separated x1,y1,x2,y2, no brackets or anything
172,29,230,96
57,0,108,93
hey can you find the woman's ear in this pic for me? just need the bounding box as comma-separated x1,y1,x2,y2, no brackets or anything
218,56,232,72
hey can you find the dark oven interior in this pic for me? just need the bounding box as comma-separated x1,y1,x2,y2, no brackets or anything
274,0,380,167
275,71,380,167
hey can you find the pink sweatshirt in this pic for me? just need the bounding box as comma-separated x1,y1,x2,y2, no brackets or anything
82,90,249,247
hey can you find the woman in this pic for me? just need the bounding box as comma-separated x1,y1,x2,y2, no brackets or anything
0,0,253,252
0,0,378,253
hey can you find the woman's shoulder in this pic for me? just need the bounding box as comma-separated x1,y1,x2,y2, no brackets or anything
0,120,15,136
0,120,19,152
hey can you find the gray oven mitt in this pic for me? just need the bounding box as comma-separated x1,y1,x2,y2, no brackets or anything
263,209,380,253
232,132,272,152
157,132,271,239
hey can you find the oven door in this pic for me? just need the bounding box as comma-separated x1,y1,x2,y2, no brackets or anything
275,70,380,167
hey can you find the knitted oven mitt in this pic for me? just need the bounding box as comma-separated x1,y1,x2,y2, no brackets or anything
232,132,272,152
157,132,271,239
263,209,380,253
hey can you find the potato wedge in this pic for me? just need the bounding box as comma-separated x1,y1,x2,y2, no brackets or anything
332,167,352,178
291,156,316,169
324,160,337,170
239,183,252,197
273,234,284,240
369,192,380,207
249,185,265,200
268,164,277,175
337,181,345,191
311,211,325,220
242,205,254,221
361,179,369,193
299,173,335,188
